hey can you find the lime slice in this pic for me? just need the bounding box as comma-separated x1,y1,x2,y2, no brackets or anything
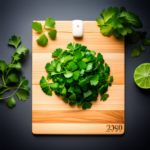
134,63,150,89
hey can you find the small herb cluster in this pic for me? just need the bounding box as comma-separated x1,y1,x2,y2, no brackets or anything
40,43,113,110
32,17,57,46
96,6,150,57
0,36,30,108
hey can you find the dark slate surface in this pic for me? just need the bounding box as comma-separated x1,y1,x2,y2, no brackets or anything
0,0,150,149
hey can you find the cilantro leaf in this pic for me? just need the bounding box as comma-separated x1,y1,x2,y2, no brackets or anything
36,34,48,46
8,35,21,49
45,59,57,72
69,101,76,106
67,43,81,50
99,84,108,95
121,11,143,28
83,90,92,99
78,61,87,69
40,76,52,95
142,38,150,46
73,70,80,80
100,7,120,23
100,24,112,36
64,71,73,78
16,90,29,101
66,61,78,71
12,54,21,61
44,17,55,29
86,62,93,72
97,53,104,64
90,74,99,86
7,73,20,84
32,21,43,33
8,62,22,71
52,48,63,57
131,44,146,57
16,45,29,54
117,25,132,36
69,93,76,101
82,102,92,110
0,60,7,73
7,96,16,108
96,18,104,26
48,30,57,40
101,94,109,101
110,76,113,82
62,97,68,103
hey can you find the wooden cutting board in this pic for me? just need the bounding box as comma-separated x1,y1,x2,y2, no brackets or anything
32,21,125,135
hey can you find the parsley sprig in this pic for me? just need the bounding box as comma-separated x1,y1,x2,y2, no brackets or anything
32,17,57,46
96,6,150,57
40,43,113,110
0,35,30,108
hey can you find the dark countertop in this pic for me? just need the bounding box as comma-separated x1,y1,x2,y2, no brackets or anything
0,0,150,149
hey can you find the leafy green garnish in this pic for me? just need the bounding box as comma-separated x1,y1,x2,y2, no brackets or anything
40,43,113,109
0,36,30,108
44,17,55,29
96,6,150,57
32,17,57,46
32,22,43,33
36,34,48,46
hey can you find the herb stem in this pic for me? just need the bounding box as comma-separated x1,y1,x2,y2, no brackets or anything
0,83,22,100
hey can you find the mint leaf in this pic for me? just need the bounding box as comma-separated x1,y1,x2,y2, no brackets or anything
36,34,48,46
8,35,21,49
32,21,43,33
52,48,63,57
44,17,55,29
16,90,29,101
48,30,57,40
7,96,16,108
101,94,109,101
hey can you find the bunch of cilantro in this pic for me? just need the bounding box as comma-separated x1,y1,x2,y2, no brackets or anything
32,17,57,46
96,6,150,57
40,43,113,110
0,36,30,108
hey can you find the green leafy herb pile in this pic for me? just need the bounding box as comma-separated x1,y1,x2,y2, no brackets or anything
0,35,30,108
32,17,57,46
40,43,113,110
96,6,150,57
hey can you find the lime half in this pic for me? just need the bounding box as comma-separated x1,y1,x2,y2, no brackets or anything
134,63,150,89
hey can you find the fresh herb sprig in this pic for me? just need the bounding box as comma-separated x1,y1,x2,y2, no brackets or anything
32,17,57,46
0,35,30,108
96,6,150,57
40,43,113,110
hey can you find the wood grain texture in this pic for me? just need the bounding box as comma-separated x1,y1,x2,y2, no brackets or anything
32,21,124,53
32,110,124,123
32,21,125,135
32,123,124,135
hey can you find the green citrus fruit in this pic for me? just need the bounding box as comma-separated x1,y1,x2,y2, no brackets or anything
134,63,150,89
